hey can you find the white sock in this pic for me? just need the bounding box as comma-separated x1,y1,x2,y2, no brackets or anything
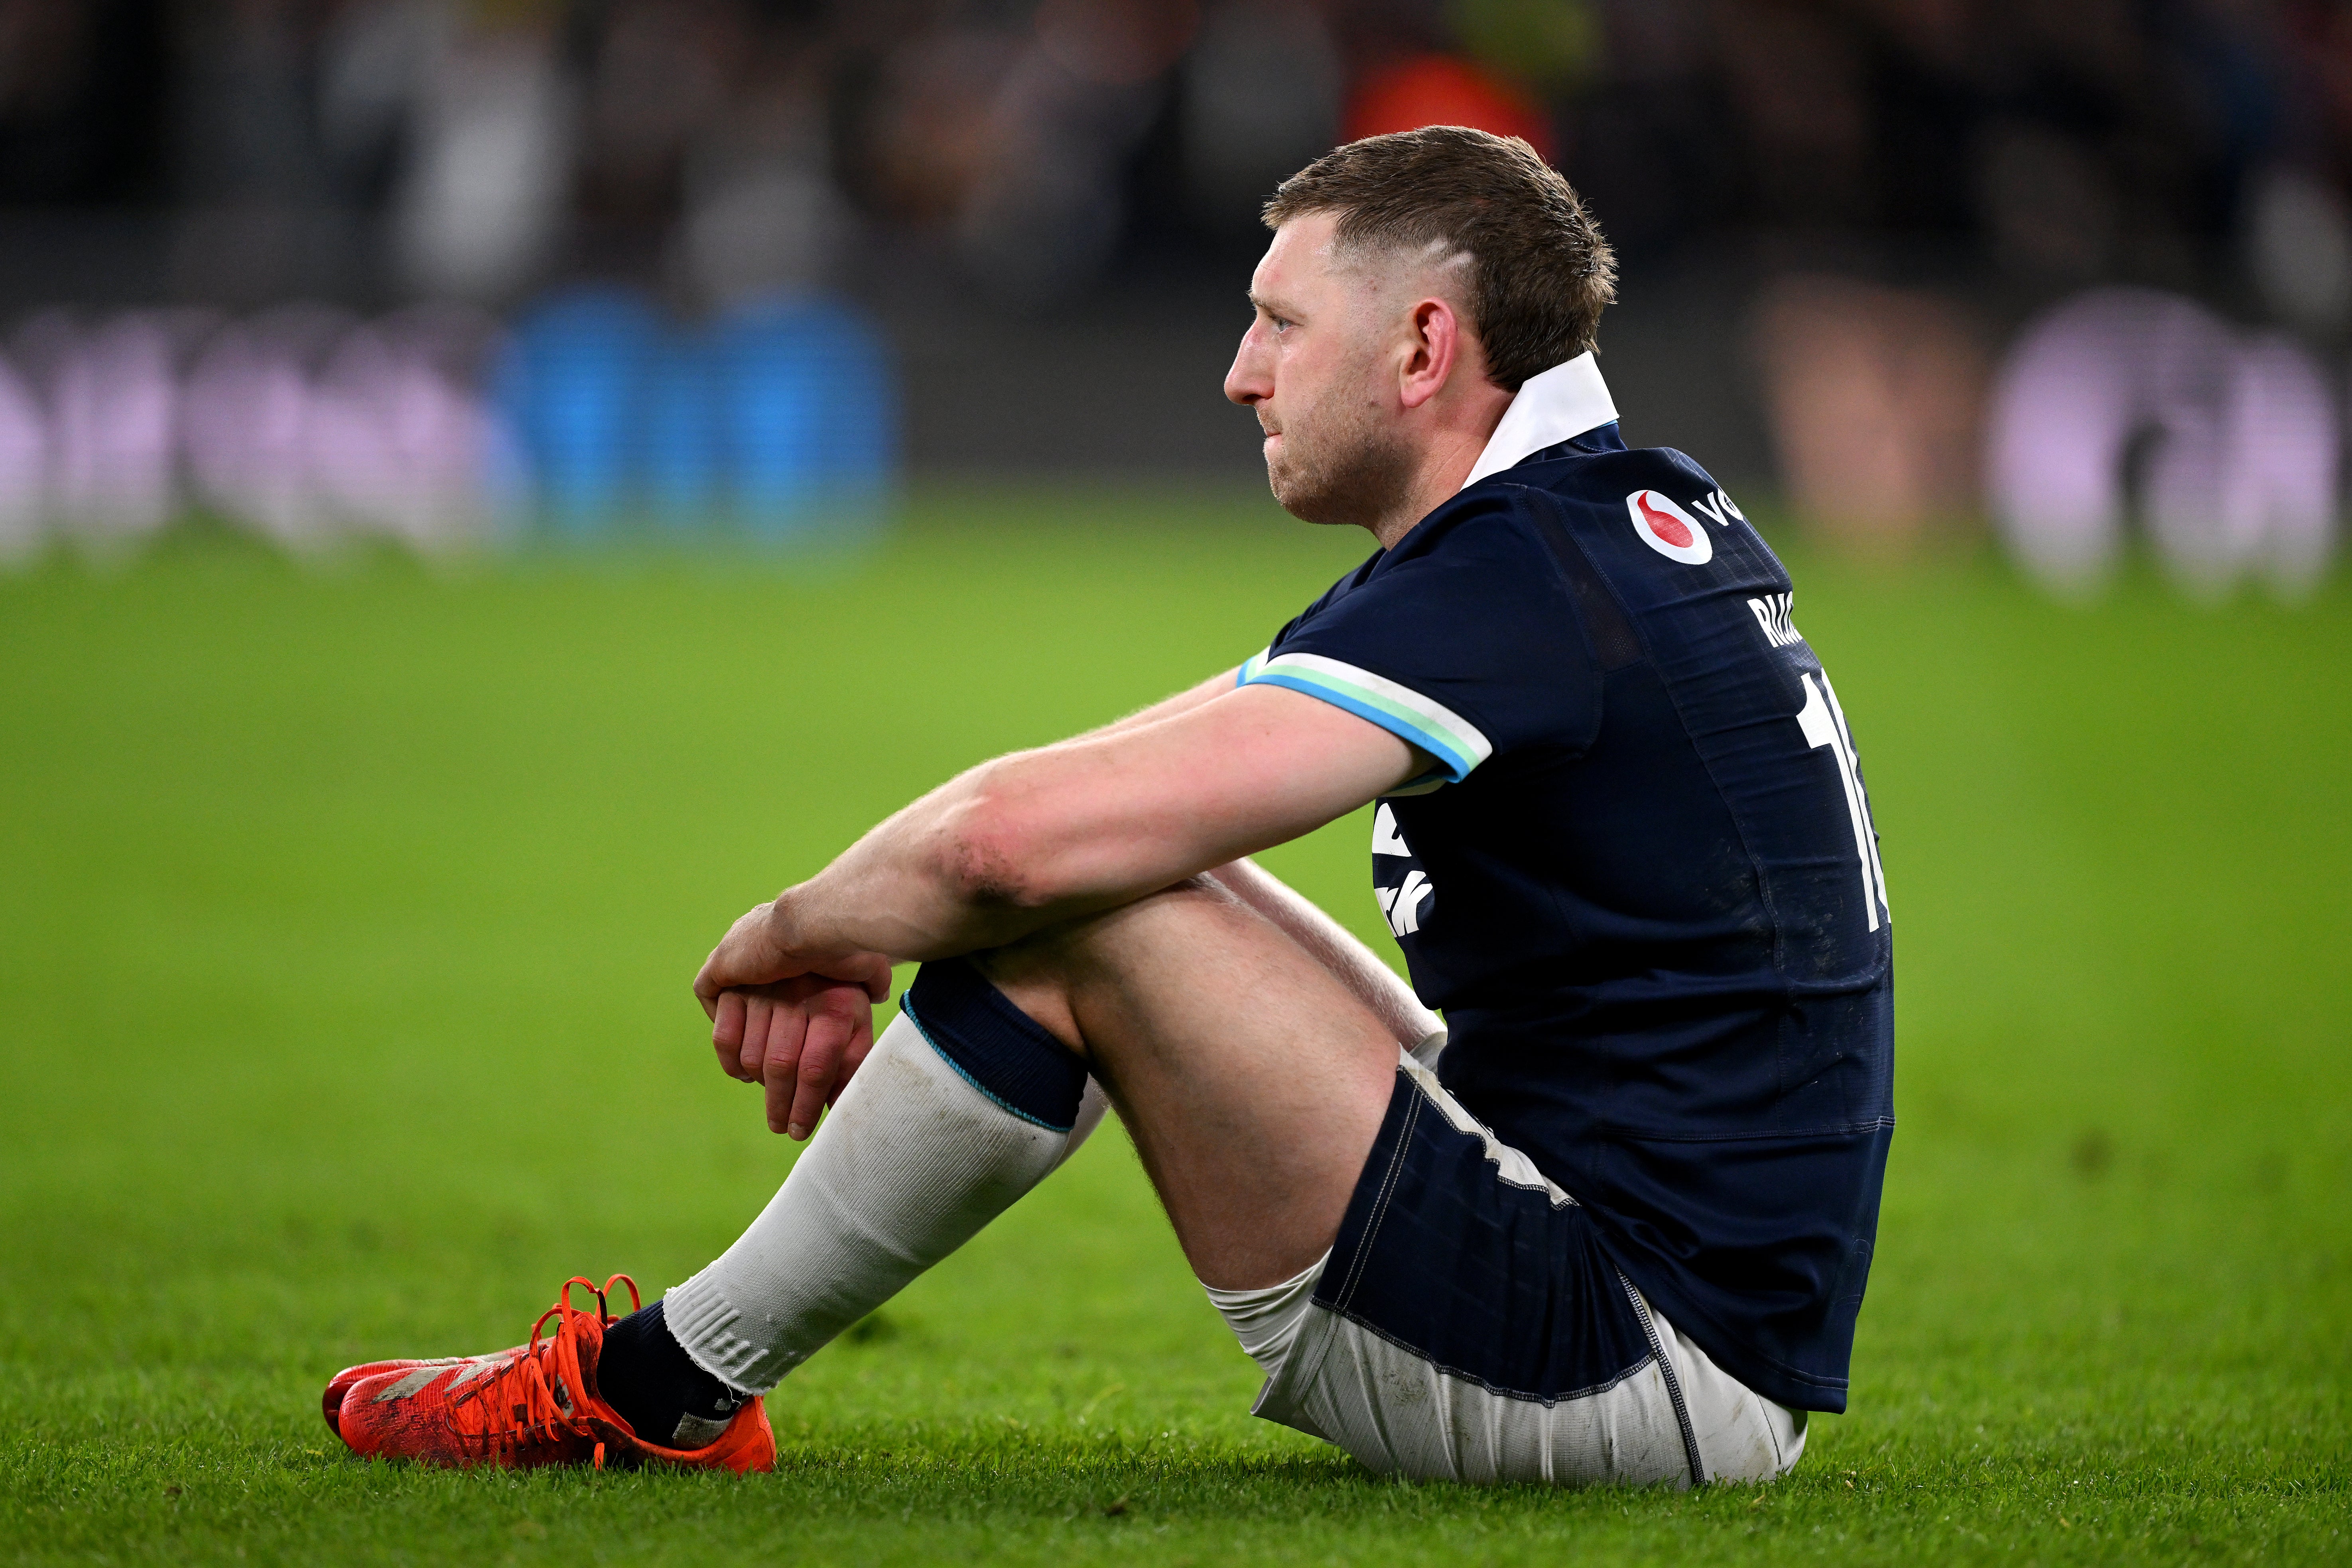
663,963,1106,1392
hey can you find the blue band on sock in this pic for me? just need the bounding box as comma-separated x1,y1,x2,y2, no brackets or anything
900,957,1088,1133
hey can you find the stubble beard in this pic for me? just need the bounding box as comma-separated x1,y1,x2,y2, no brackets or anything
1263,386,1414,534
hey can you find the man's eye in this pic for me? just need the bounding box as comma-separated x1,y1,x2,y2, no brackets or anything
1271,317,1293,332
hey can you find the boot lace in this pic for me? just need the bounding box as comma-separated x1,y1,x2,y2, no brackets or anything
443,1274,641,1467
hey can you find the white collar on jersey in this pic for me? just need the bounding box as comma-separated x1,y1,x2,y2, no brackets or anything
1458,351,1618,490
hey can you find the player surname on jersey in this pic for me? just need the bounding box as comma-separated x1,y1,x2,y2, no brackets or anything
1748,592,1801,648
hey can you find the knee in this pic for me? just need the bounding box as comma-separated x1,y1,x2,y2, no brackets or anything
985,875,1233,973
966,942,1082,1050
969,875,1238,1050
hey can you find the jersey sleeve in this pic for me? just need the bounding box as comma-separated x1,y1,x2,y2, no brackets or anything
1237,505,1601,782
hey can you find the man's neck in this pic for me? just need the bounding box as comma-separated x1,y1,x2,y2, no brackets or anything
1364,409,1509,550
1362,355,1622,546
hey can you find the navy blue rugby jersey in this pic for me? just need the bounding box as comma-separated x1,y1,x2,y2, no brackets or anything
1236,366,1893,1414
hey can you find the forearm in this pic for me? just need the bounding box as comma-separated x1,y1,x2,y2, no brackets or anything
762,780,1081,967
1208,856,1442,1049
731,684,1423,986
768,734,1247,964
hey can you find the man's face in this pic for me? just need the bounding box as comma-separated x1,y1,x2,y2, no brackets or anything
1224,215,1413,529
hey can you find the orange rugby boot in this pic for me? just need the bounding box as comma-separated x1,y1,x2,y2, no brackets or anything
322,1349,523,1437
327,1274,775,1472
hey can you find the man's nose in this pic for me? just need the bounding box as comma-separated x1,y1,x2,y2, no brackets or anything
1224,329,1269,408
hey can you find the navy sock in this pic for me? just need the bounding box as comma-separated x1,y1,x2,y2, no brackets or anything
597,1298,748,1449
900,957,1089,1133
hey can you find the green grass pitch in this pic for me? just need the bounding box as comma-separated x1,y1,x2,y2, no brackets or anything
1,491,2346,1564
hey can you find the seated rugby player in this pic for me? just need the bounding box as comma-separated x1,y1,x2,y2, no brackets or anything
325,127,1893,1486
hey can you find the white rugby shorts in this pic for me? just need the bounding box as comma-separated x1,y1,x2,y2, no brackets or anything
1206,1050,1806,1487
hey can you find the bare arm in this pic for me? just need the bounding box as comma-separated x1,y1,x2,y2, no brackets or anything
694,674,1432,1137
698,681,1420,979
1054,672,1439,1042
1087,668,1240,737
1207,855,1442,1050
696,668,1246,1139
1068,672,1438,1045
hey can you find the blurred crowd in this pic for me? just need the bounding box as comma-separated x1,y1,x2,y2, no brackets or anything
1,0,2348,589
11,0,2348,307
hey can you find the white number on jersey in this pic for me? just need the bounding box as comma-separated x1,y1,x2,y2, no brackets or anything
1795,672,1889,932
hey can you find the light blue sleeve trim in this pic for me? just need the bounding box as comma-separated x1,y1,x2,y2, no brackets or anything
1239,668,1478,782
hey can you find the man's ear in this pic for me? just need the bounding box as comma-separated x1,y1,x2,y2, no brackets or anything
1397,297,1462,412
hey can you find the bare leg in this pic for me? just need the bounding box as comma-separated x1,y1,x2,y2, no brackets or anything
977,875,1401,1290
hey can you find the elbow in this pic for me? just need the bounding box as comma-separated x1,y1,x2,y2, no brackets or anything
934,783,1062,911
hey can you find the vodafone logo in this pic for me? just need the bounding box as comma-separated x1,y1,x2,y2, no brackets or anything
1625,489,1712,564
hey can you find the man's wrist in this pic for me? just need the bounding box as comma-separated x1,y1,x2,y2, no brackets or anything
766,883,896,999
766,883,865,973
764,884,815,958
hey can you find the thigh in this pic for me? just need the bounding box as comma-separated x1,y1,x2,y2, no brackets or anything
977,878,1401,1292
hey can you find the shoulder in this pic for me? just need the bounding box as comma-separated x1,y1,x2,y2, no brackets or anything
1494,444,1728,512
1269,550,1379,649
1277,492,1566,647
1475,444,1770,584
1513,447,1750,552
1377,485,1568,580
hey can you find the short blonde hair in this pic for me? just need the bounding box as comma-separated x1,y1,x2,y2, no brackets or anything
1263,126,1616,392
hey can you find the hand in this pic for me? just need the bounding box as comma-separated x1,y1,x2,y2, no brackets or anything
709,976,879,1139
693,898,893,1017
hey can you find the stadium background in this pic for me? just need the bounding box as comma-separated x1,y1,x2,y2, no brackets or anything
0,2,2345,1563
